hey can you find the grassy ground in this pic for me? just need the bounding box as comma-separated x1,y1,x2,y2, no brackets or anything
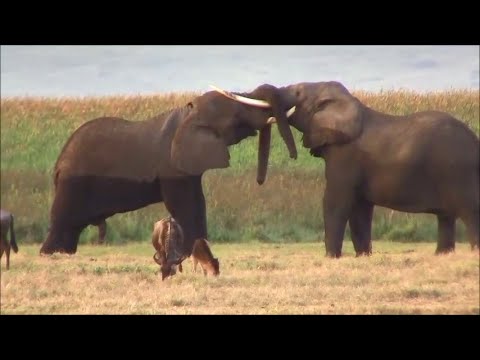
1,241,478,315
1,89,478,244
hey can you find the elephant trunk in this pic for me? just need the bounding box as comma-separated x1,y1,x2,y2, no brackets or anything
251,84,298,161
271,92,298,160
257,123,272,185
209,84,298,184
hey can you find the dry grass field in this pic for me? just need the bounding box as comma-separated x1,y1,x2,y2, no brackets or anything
1,89,478,315
1,241,478,315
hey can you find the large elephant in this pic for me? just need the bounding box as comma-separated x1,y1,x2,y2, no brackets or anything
241,81,479,257
40,85,297,255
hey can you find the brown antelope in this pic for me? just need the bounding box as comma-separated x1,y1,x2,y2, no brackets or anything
1,209,19,270
151,216,186,280
190,238,220,276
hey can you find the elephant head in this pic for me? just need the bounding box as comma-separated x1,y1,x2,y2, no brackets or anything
274,81,364,154
171,84,297,184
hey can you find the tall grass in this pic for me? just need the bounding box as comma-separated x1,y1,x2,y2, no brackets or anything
1,89,478,244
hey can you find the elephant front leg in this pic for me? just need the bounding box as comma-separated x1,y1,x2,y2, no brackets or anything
161,176,208,257
435,214,456,254
348,199,374,256
323,186,353,258
41,223,83,255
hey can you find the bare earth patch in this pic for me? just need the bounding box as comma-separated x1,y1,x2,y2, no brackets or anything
1,241,478,315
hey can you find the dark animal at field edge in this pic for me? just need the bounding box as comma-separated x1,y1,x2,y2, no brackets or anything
1,209,19,270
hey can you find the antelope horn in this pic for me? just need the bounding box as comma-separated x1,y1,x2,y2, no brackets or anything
210,85,271,108
266,106,296,124
153,252,162,265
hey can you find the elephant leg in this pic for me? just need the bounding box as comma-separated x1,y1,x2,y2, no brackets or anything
195,177,208,240
348,200,374,257
42,218,84,255
460,210,479,251
435,215,456,254
323,186,353,258
98,220,107,244
5,246,10,270
41,181,86,254
161,176,207,257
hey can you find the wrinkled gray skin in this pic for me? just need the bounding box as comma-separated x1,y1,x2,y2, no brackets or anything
40,85,296,256
1,209,19,270
274,81,479,257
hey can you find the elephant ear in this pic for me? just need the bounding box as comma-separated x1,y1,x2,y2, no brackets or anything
305,94,363,149
171,111,230,175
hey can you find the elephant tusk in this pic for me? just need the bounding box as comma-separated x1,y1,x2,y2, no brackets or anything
209,84,272,108
286,106,296,118
265,106,295,125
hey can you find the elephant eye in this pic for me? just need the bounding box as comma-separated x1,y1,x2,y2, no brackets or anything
295,90,301,97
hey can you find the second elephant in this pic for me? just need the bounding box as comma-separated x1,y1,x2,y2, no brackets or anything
257,81,479,257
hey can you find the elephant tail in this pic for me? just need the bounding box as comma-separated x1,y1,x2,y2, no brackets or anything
10,214,18,253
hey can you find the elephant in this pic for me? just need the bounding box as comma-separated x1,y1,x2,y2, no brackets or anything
39,85,297,256
229,81,479,257
1,209,19,270
93,220,107,244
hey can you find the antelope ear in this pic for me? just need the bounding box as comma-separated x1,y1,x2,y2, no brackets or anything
171,113,230,175
305,96,363,148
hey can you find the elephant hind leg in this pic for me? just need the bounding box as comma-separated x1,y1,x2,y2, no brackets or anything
348,200,374,257
460,210,479,251
435,215,456,255
97,220,107,244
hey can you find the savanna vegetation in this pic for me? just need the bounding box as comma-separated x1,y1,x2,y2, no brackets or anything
1,89,479,245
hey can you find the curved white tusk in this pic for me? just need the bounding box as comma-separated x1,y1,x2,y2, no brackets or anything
265,105,296,125
286,106,296,118
209,84,271,108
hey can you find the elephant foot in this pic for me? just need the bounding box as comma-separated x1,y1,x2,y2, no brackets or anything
434,245,455,255
325,250,342,259
40,246,77,255
40,226,81,255
355,250,372,257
